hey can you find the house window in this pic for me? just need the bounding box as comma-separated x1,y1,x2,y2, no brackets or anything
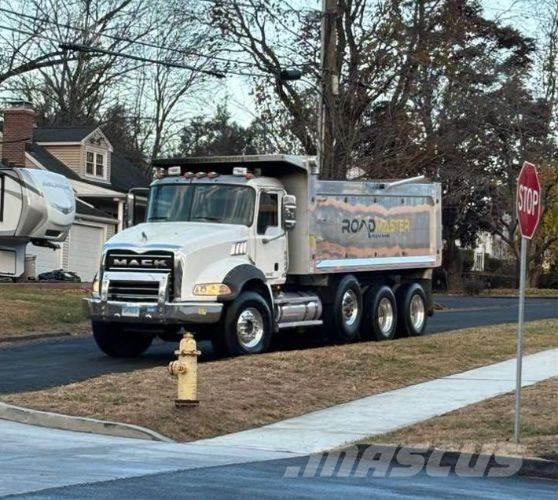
86,152,94,175
95,153,104,177
85,150,106,179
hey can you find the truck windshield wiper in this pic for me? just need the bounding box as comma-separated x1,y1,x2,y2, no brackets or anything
148,217,169,221
192,216,221,222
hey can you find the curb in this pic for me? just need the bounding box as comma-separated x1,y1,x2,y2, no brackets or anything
345,444,558,480
0,332,73,345
480,295,558,300
435,294,558,300
0,402,173,442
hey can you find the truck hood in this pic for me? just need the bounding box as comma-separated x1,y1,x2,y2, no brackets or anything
105,222,249,253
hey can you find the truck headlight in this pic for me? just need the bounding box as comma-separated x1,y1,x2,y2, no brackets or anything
193,283,232,296
91,273,100,298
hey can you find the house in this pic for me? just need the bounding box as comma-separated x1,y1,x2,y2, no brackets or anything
0,101,149,281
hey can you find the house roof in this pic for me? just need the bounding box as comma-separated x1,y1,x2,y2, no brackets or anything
33,126,97,143
26,143,149,193
75,199,116,220
109,151,150,192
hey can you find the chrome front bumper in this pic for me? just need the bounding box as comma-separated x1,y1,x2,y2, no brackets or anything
83,298,223,324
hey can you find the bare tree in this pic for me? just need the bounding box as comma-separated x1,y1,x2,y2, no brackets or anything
0,0,70,87
4,0,153,125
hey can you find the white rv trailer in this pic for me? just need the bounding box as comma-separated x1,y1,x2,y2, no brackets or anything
0,167,75,278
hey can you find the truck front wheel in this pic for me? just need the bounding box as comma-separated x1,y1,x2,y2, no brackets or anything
92,321,154,357
220,292,272,356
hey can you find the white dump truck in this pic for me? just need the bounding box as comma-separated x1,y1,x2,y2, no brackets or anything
0,167,75,279
85,155,442,357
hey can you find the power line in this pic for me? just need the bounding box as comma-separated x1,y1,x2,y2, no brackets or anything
0,136,31,144
0,20,294,80
59,43,227,78
0,6,291,70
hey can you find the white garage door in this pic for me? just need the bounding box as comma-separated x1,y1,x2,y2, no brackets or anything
29,243,62,276
68,224,104,282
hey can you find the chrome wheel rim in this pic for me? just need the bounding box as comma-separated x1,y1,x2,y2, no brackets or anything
410,294,425,331
341,289,359,327
236,307,264,349
377,297,394,335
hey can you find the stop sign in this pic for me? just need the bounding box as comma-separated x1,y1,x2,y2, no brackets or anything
516,161,542,239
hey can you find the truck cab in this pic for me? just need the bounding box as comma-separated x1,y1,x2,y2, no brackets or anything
85,155,442,357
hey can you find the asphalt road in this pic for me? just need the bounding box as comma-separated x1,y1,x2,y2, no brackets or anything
15,454,557,499
0,295,556,395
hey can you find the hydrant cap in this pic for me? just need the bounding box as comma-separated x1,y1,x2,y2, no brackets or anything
179,332,199,355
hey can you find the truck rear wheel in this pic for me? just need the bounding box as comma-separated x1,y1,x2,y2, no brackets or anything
324,274,362,343
221,291,272,356
397,283,428,337
361,285,397,341
92,321,154,357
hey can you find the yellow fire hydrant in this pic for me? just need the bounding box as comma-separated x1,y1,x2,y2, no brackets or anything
168,332,200,408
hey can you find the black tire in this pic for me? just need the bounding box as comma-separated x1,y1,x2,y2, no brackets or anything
397,283,428,337
323,274,363,343
92,321,154,357
361,285,398,341
221,291,272,356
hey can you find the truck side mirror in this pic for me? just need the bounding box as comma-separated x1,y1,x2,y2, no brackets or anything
125,188,149,228
282,195,296,231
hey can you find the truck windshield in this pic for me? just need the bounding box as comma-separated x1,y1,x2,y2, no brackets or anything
147,184,255,226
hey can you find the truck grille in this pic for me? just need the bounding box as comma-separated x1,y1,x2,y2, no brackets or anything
105,250,175,302
108,281,161,302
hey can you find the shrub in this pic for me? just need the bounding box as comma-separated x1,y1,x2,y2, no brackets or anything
463,278,485,296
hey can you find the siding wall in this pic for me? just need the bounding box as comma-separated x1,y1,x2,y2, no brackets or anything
44,145,83,175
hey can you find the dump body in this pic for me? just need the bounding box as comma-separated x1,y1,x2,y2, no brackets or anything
265,159,442,276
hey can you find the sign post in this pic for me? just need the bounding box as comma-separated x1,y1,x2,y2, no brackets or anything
514,161,542,444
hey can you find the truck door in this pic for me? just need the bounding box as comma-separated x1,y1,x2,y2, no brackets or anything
255,190,287,283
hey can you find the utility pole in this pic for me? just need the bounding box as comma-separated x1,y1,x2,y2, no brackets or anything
318,0,338,178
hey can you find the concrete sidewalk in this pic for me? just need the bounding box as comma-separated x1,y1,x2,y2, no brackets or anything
200,348,558,454
1,348,557,496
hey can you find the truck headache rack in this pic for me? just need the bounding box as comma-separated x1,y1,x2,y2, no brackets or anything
151,154,316,176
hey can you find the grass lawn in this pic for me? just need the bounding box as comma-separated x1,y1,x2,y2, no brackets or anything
0,284,89,339
364,377,558,461
3,319,558,443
